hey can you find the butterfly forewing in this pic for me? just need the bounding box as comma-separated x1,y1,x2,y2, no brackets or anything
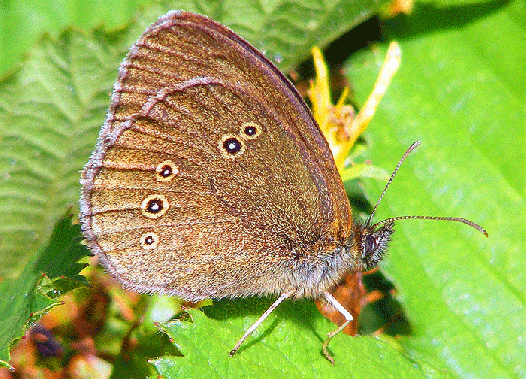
80,11,352,300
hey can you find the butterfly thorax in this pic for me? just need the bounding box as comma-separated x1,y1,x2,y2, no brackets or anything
279,219,395,299
273,228,358,299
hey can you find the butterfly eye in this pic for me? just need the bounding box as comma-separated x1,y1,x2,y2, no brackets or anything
361,222,395,270
363,234,377,256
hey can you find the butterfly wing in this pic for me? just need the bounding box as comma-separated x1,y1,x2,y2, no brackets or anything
80,11,353,300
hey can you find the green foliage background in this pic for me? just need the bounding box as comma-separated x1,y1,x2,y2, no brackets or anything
0,0,524,377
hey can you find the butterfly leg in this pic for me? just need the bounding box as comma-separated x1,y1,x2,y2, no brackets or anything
322,291,353,364
229,291,293,357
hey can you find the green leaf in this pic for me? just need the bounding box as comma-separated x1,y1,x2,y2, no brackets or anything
0,0,154,77
153,300,437,378
0,211,88,367
0,29,125,278
344,0,525,377
0,0,390,78
214,0,389,72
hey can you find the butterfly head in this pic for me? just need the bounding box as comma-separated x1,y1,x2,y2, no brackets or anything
358,219,395,270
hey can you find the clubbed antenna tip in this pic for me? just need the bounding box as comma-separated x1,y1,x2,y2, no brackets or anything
367,141,488,238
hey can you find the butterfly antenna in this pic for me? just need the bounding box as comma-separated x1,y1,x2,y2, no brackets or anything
366,141,488,237
366,141,421,227
372,215,488,237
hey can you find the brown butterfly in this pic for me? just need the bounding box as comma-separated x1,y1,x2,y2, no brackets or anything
79,11,487,363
